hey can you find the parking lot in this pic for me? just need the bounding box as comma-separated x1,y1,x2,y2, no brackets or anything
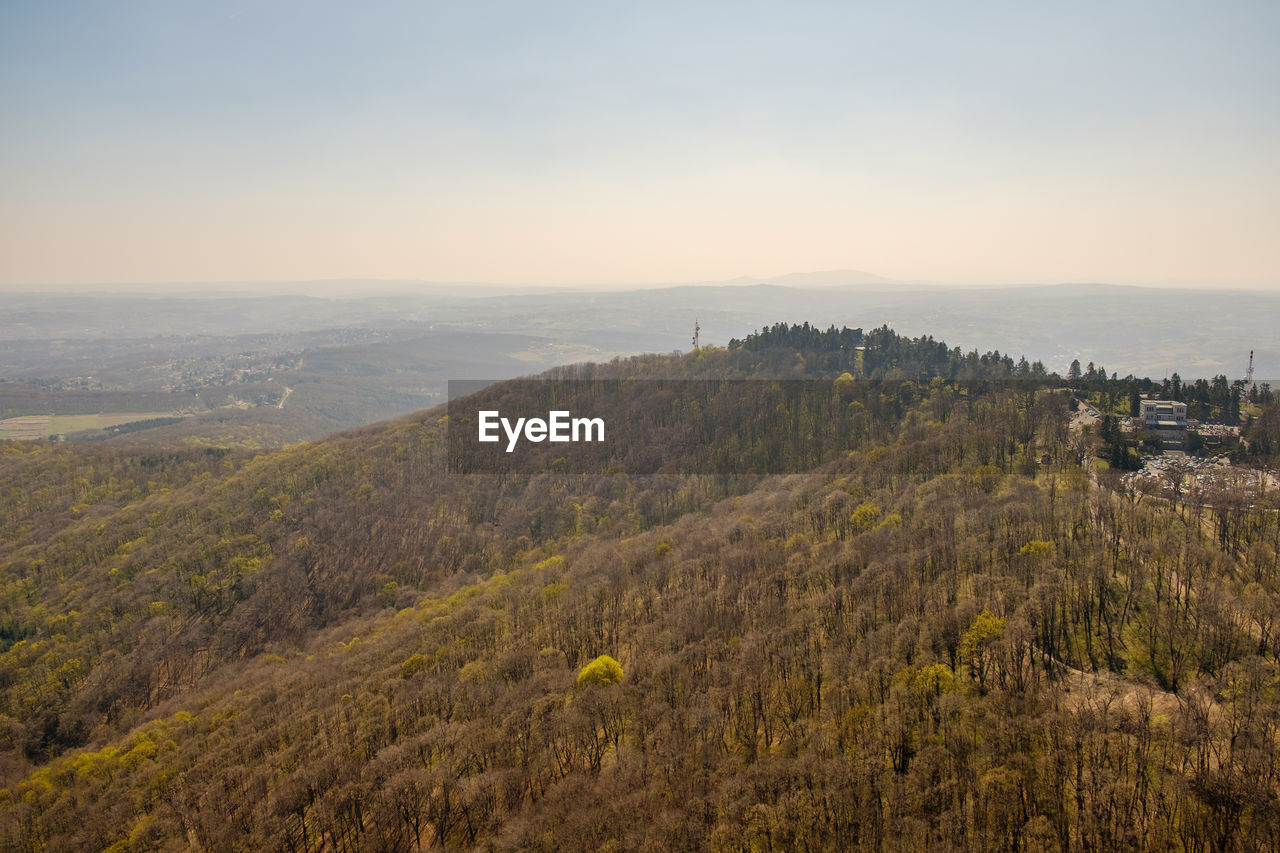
1124,452,1278,501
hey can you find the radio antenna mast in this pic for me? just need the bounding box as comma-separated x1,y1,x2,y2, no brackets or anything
692,318,700,351
1246,350,1255,385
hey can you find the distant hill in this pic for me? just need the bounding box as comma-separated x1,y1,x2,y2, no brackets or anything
2,284,1275,450
759,268,901,287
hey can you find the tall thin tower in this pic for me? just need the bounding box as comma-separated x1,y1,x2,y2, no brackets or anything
692,318,700,351
1245,350,1254,385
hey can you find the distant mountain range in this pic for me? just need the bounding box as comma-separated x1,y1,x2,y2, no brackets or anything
675,269,903,288
2,279,1275,387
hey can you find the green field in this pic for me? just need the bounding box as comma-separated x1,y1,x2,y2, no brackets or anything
0,412,179,440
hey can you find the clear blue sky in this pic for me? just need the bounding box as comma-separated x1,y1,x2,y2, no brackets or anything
2,1,1278,288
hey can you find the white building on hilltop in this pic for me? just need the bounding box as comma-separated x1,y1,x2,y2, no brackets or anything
1140,400,1188,430
1140,400,1189,448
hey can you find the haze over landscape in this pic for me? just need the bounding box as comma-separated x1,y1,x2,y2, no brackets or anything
5,4,1280,851
2,2,1278,290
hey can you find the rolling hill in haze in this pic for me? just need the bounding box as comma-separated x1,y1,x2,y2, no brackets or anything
1,326,1278,850
2,281,1274,450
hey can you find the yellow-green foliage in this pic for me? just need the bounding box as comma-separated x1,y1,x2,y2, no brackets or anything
961,611,1005,659
897,662,957,698
541,582,568,604
879,512,903,529
399,653,428,679
376,579,399,607
960,610,1005,689
577,654,623,686
121,735,157,770
71,745,118,781
458,659,488,683
834,372,856,401
1020,539,1052,557
849,501,880,533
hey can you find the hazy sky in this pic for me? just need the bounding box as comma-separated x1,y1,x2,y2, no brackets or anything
2,1,1278,289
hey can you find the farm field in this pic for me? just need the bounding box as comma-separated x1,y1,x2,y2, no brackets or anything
0,411,179,440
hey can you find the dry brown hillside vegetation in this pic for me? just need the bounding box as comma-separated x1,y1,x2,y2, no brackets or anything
1,326,1278,851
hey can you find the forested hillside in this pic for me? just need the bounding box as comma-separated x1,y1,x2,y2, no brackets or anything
1,327,1278,851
